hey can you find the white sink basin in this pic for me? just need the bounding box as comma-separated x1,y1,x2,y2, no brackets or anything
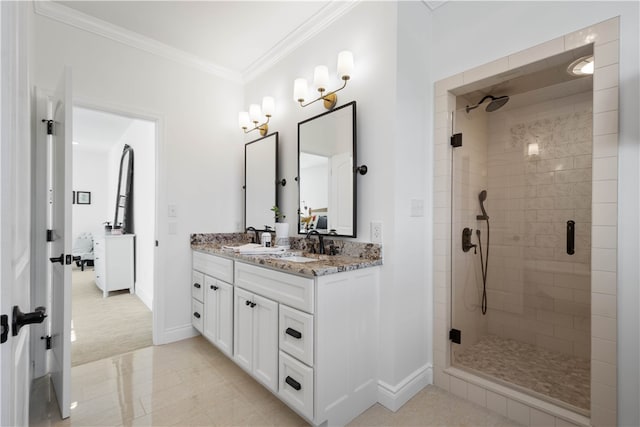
277,256,317,263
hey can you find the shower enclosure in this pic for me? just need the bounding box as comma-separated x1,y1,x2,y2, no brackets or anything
449,54,593,414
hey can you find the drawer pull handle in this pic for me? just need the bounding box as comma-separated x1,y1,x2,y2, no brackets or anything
194,283,201,289
211,285,218,290
193,312,201,319
285,376,301,391
285,328,302,339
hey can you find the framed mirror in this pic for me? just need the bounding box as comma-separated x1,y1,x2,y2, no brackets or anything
113,144,134,233
298,101,356,237
245,132,278,230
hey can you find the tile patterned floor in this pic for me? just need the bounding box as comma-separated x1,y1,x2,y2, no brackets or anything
30,336,521,426
454,335,590,412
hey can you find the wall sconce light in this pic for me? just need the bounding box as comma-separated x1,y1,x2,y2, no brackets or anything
293,51,354,110
239,96,274,136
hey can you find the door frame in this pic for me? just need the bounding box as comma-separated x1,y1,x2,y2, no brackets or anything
31,96,165,379
72,97,164,346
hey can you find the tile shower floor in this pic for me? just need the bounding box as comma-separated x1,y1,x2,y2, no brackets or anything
454,335,590,412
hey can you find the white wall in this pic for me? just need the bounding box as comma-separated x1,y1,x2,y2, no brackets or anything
29,7,245,343
430,2,639,424
106,119,156,310
244,1,433,406
71,146,110,241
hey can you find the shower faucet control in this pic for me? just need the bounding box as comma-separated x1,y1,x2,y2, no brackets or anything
462,227,477,254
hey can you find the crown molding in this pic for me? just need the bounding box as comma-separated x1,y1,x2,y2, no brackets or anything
422,1,449,11
33,0,242,83
241,0,361,83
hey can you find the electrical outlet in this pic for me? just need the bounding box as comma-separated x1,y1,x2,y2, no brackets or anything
371,221,382,244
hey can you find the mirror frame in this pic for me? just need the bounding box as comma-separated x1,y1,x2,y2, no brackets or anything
297,101,357,238
244,132,279,230
113,144,134,234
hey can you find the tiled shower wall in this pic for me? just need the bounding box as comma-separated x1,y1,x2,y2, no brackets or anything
485,91,593,358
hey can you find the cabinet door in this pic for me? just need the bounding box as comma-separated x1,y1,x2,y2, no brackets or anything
203,275,218,343
233,287,253,373
252,294,278,392
216,281,233,357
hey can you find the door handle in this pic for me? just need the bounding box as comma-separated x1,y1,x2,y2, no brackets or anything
12,306,47,336
566,220,575,255
49,254,64,264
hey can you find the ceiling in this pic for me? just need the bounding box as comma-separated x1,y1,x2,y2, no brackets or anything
73,107,137,150
56,1,337,77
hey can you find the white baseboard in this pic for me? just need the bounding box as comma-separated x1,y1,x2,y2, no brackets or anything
156,324,199,345
377,364,433,412
135,286,153,311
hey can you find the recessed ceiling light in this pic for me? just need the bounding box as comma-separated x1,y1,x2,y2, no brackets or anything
567,55,594,76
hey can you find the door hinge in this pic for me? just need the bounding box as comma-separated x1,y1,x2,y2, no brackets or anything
155,240,159,247
1,314,8,344
46,229,53,242
42,119,54,135
449,328,461,344
41,335,52,350
450,133,462,148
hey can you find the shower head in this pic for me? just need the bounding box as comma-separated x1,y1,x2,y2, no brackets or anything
465,95,510,113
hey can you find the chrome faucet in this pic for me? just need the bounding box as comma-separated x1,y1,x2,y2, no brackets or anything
306,230,325,254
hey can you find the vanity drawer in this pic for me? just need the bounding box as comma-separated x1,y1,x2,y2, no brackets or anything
280,305,314,366
235,262,314,313
191,271,204,302
192,299,204,332
193,251,233,283
279,351,314,420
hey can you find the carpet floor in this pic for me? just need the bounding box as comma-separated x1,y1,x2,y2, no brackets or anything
71,267,152,367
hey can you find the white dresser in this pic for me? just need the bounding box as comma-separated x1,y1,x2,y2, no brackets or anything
93,234,135,297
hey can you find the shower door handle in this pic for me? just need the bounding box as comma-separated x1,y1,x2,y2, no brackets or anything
566,220,575,255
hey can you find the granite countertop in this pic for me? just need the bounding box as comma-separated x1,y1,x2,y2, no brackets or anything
190,233,382,277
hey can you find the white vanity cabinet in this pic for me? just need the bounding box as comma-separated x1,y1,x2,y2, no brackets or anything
234,261,379,426
191,251,234,354
93,234,135,298
191,249,379,426
233,287,279,392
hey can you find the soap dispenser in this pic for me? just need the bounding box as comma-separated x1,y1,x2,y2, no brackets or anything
261,232,271,247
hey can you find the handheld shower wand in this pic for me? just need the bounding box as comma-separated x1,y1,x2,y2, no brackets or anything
476,190,490,314
477,190,489,220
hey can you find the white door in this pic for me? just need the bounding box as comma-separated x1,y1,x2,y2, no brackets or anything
0,1,33,425
48,68,73,419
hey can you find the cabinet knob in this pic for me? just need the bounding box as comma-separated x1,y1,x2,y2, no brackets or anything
250,302,256,308
193,312,201,319
245,300,251,306
211,285,218,290
194,283,201,289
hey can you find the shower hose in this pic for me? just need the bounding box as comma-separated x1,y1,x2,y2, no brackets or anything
476,222,489,315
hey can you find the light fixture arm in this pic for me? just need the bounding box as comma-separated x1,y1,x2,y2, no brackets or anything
298,78,349,110
242,115,270,137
